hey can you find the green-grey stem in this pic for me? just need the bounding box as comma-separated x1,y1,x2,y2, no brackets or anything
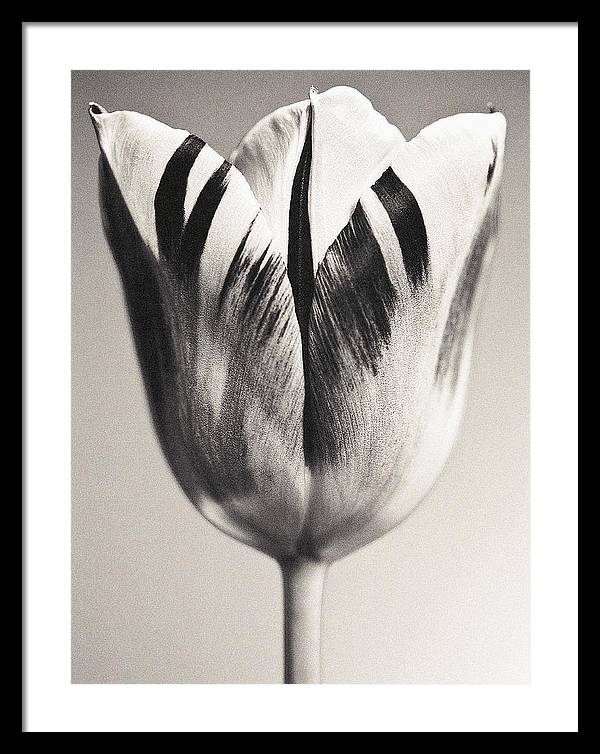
280,557,328,684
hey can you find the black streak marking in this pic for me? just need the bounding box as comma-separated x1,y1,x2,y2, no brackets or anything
372,167,429,291
102,151,303,559
154,153,231,362
307,201,398,467
178,160,232,281
311,202,397,377
287,108,315,457
217,215,258,314
213,227,304,555
219,233,287,345
154,134,205,263
436,194,499,387
486,153,497,193
98,154,201,501
287,110,314,342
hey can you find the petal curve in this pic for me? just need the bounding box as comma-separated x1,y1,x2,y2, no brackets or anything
301,110,506,560
230,86,406,277
308,86,406,271
229,98,311,262
92,105,307,560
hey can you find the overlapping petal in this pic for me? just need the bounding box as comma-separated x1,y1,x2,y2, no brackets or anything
302,106,506,559
91,104,306,560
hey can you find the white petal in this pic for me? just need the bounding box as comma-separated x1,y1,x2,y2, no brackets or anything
303,110,506,560
388,111,506,290
308,86,405,271
90,106,189,257
231,86,406,276
229,98,311,261
93,104,307,559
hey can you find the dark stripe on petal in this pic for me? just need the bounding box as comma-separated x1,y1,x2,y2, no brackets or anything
213,231,305,554
217,215,258,314
372,167,429,291
306,201,399,466
102,153,305,558
239,245,277,333
287,109,314,362
436,194,499,387
154,134,205,263
98,154,201,502
486,152,497,194
177,160,232,280
287,107,315,458
219,231,289,345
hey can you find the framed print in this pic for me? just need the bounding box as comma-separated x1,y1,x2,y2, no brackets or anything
24,21,578,733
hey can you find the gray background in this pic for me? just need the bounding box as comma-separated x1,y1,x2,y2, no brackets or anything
72,70,529,684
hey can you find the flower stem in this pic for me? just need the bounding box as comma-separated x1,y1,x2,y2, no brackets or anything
280,557,327,684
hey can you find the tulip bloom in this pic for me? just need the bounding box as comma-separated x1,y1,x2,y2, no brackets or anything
90,86,506,683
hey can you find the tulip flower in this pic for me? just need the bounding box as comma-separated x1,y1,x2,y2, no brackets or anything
89,86,506,683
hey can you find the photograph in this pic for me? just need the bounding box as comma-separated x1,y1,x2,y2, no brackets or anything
71,69,530,686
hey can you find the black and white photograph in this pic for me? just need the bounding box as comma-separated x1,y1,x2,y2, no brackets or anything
24,23,578,733
72,69,528,686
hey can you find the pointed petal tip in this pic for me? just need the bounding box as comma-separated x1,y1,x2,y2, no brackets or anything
488,109,507,147
483,104,507,143
88,102,107,122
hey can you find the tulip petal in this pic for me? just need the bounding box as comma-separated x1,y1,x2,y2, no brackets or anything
97,153,202,503
91,105,212,259
302,111,506,560
230,86,406,277
229,98,312,261
93,106,307,559
194,210,307,558
307,86,406,271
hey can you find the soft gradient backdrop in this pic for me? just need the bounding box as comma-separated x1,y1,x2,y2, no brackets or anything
72,70,529,684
